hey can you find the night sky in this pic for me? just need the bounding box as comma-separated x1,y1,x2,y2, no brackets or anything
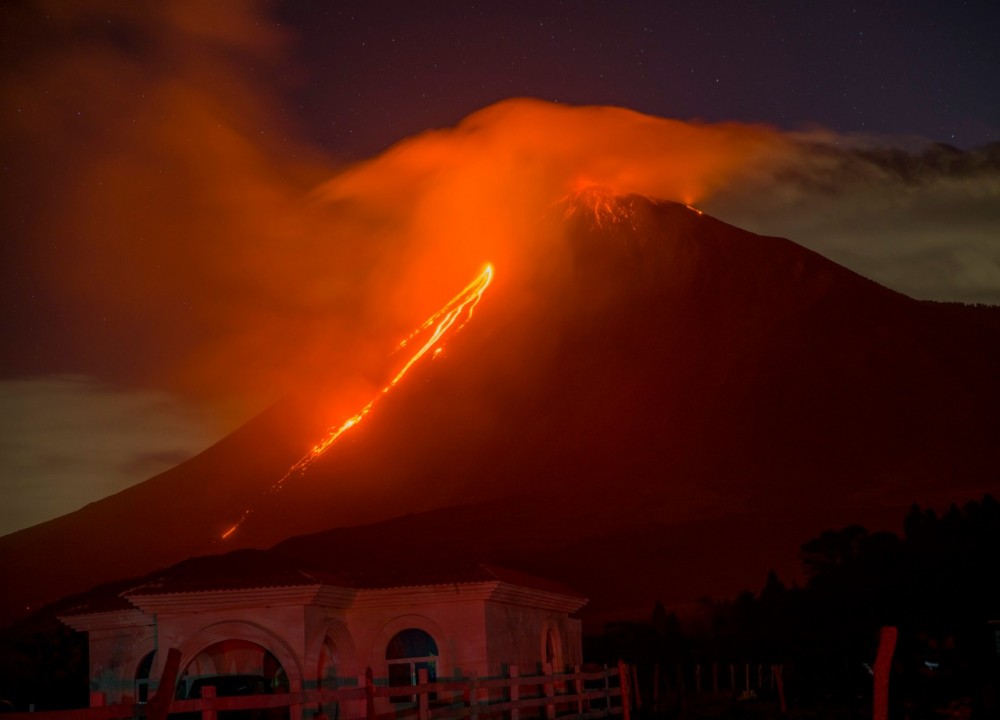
2,0,999,536
275,0,1000,157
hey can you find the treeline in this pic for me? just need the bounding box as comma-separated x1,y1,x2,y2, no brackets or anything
587,495,1000,718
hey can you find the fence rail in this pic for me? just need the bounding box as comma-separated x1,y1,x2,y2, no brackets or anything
5,663,629,720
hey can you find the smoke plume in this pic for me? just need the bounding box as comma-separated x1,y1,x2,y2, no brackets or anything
3,0,999,533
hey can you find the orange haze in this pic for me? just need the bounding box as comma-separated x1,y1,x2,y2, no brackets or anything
312,99,789,329
6,3,798,431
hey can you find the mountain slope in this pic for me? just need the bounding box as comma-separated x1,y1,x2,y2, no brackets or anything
2,191,998,627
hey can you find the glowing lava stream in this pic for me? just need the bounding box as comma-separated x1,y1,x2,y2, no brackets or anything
220,263,494,540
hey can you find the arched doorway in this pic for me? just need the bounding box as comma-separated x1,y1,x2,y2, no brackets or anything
135,650,155,704
176,638,289,713
386,628,438,703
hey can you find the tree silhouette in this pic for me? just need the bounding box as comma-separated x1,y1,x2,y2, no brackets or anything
590,494,1000,717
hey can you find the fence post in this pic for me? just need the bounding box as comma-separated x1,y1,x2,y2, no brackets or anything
510,665,520,720
617,661,630,720
873,626,898,720
773,665,786,715
290,686,304,720
543,663,555,720
365,667,376,720
417,667,429,720
148,647,181,720
574,665,585,716
201,685,217,720
603,664,611,714
467,669,479,720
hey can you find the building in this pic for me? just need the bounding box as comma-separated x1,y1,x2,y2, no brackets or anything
60,558,587,716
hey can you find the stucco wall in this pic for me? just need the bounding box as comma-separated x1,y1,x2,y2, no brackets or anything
161,603,314,690
76,581,583,712
483,602,583,677
346,598,489,680
87,623,155,704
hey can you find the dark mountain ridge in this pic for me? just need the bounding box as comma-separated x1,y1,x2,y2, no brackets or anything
2,191,998,628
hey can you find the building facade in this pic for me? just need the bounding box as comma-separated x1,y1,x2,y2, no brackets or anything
61,563,586,716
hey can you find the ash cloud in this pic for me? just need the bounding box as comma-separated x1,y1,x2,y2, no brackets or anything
6,1,998,414
3,2,1000,530
2,0,360,414
308,99,789,328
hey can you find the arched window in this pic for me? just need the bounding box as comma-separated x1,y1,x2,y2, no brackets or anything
386,629,438,703
135,651,155,704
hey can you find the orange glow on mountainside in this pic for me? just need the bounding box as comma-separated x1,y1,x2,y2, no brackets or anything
220,263,494,540
562,187,637,229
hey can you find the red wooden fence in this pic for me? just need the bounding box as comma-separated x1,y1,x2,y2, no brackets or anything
5,663,628,720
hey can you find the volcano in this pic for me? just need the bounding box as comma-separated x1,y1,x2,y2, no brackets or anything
3,190,999,628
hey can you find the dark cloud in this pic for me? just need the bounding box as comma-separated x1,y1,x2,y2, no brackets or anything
3,2,999,533
706,138,1000,304
0,376,214,535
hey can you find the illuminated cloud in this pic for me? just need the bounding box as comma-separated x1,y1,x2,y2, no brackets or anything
3,1,999,533
309,100,788,311
6,2,998,415
705,139,1000,304
0,376,215,536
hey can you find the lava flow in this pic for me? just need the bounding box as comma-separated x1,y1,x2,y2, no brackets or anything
220,263,494,540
